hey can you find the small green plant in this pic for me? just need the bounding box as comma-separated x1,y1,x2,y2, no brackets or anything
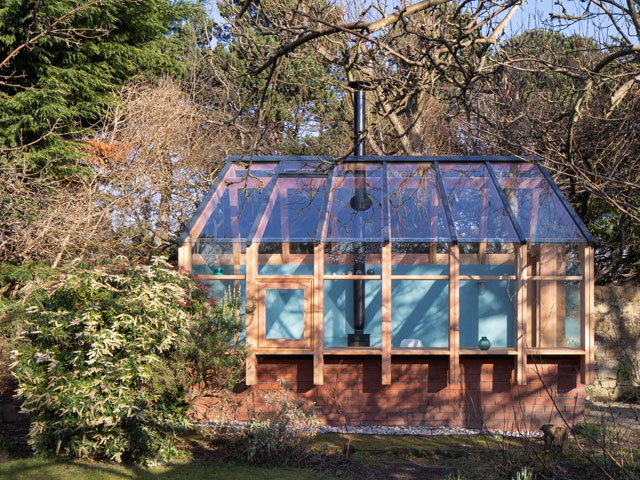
574,421,602,439
10,257,246,464
512,466,532,480
618,361,633,382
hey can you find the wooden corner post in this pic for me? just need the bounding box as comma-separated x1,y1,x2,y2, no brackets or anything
178,241,192,273
245,242,259,386
382,241,392,385
581,245,595,385
313,243,325,385
449,243,460,385
516,243,528,385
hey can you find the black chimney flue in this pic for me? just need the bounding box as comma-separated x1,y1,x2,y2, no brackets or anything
348,82,370,348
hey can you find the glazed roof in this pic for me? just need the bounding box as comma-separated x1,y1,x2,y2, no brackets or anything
178,156,594,246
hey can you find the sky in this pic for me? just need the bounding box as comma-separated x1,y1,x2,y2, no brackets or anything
208,1,602,39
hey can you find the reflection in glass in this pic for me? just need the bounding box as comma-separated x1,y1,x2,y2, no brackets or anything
387,164,451,242
265,289,305,339
256,177,327,242
491,163,586,243
324,279,382,347
537,280,581,348
323,164,384,242
460,280,515,348
198,163,278,242
439,163,518,242
392,280,449,347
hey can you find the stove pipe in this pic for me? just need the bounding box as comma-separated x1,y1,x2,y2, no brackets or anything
348,82,370,347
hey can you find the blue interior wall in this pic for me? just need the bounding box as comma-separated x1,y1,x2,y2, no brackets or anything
324,265,382,347
265,289,305,339
258,264,314,275
391,279,449,347
391,264,448,275
460,279,515,348
565,281,581,348
193,264,247,275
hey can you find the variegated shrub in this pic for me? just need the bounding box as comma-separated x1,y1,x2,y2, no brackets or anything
10,257,246,464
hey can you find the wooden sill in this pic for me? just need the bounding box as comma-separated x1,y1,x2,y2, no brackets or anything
392,349,450,355
459,348,517,355
254,348,313,355
526,348,585,355
323,348,383,355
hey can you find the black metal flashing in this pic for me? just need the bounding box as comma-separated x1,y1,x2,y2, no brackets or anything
228,155,526,163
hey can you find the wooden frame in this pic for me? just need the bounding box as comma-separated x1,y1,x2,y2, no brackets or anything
313,243,325,384
516,243,528,385
178,157,596,389
382,242,392,385
449,243,460,385
200,239,595,389
257,280,312,349
246,243,259,385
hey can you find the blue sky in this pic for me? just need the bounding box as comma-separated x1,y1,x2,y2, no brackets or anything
207,1,602,40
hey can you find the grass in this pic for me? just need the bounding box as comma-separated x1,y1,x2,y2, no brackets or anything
0,457,337,480
3,431,640,480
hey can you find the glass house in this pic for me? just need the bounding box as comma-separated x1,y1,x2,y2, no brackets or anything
178,156,595,387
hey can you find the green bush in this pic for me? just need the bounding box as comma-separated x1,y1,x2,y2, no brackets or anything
10,257,246,464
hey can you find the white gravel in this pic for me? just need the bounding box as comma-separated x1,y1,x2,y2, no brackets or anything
198,421,542,438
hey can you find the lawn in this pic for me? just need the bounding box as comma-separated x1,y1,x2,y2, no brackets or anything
2,427,640,480
0,457,337,480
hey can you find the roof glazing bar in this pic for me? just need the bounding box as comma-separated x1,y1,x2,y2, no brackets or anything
536,165,596,244
246,162,286,246
485,161,527,245
177,161,232,246
314,167,336,243
433,161,459,244
382,161,390,243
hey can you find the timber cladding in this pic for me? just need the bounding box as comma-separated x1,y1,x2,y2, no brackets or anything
196,356,585,429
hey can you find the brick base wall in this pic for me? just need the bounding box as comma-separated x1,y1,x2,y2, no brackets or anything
196,356,585,430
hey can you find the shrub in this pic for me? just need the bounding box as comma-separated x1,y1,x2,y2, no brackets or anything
10,257,246,464
222,382,320,465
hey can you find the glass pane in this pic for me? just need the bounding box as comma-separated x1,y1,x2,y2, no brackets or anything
323,164,384,242
535,243,581,276
324,242,381,275
192,241,246,275
491,163,586,243
279,160,326,173
538,280,581,348
460,280,515,348
256,177,327,242
265,289,305,340
439,163,519,242
258,242,314,275
324,279,382,347
391,242,448,275
392,280,449,348
387,164,451,242
459,243,515,275
197,163,278,242
197,279,246,341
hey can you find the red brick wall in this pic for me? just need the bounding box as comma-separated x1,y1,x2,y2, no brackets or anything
196,356,585,430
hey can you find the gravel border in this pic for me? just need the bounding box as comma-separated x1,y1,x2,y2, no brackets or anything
198,421,543,438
